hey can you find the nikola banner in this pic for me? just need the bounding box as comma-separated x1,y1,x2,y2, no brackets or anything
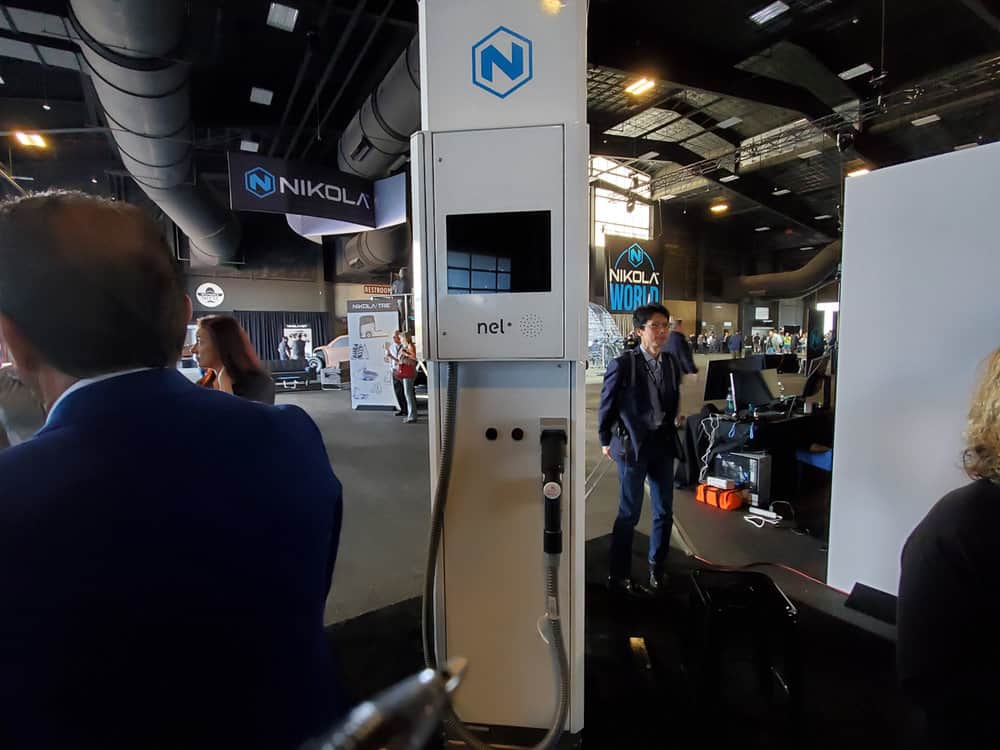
604,235,663,314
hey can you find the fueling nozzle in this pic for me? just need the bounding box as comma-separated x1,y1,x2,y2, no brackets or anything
540,420,568,556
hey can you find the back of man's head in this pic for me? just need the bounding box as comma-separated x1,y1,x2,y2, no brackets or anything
0,191,188,377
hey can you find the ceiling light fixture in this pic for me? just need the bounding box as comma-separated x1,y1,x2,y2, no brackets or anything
755,226,771,232
0,75,5,85
839,63,874,80
847,167,870,178
954,142,979,151
625,78,655,96
42,103,51,111
14,132,46,147
801,246,814,251
772,188,791,196
798,149,821,159
240,139,260,153
749,1,790,25
911,114,941,127
710,203,729,214
90,177,98,184
814,214,833,220
12,175,34,181
717,116,742,129
661,194,676,201
719,174,740,183
266,3,299,32
250,87,274,105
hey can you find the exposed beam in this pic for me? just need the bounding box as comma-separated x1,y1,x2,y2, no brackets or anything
329,1,416,30
591,134,833,240
960,0,1000,35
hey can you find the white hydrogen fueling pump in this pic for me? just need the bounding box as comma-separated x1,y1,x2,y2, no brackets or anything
411,0,588,746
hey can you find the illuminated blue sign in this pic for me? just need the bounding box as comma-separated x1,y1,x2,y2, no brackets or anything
608,242,662,313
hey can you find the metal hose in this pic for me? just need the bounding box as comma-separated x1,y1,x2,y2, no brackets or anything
421,362,571,749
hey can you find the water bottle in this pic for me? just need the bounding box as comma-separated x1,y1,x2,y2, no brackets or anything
726,388,735,416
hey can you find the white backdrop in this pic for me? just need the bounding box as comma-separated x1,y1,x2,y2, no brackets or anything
828,142,1000,596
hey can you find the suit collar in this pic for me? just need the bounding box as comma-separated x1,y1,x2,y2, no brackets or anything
38,368,197,435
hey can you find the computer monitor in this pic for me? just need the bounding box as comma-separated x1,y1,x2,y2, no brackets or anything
731,369,779,410
703,357,762,401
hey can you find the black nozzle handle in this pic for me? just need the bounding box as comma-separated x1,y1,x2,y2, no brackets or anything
540,426,567,555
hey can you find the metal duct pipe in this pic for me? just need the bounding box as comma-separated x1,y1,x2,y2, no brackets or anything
338,37,420,179
68,0,240,263
342,223,411,271
723,240,842,300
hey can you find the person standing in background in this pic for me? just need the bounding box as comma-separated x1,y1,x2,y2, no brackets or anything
728,330,744,358
399,331,419,423
291,333,307,360
666,317,698,375
386,330,406,417
193,315,275,405
277,335,291,361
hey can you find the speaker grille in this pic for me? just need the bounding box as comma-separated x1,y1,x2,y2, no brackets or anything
519,314,543,338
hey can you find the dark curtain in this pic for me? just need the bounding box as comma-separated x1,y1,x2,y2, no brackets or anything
234,310,333,362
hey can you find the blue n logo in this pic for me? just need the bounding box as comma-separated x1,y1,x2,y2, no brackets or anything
481,41,524,83
628,245,646,267
472,26,534,99
244,166,276,199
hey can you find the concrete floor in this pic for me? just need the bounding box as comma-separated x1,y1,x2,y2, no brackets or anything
281,354,854,629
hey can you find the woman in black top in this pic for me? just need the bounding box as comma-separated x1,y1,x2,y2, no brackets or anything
897,348,1000,747
192,315,275,405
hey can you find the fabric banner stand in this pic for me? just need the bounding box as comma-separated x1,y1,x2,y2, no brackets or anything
346,300,398,410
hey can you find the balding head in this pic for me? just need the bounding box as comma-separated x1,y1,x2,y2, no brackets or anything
0,191,189,378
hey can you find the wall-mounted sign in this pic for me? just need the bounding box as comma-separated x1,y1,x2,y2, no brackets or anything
195,282,225,308
605,235,663,314
754,306,770,320
228,152,375,227
363,284,393,296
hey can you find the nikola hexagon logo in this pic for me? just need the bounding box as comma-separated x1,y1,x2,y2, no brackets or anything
244,166,276,199
472,26,533,99
618,243,655,271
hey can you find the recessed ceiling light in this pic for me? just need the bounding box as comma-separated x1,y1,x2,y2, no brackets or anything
717,116,743,129
801,246,814,251
814,214,833,220
14,132,46,147
798,149,822,159
839,63,874,80
250,87,274,105
12,175,33,181
625,78,655,96
750,1,790,25
911,114,941,127
772,188,791,196
90,177,98,184
240,139,260,153
42,103,51,111
755,226,771,232
719,174,740,183
847,167,870,178
710,203,730,214
954,142,979,151
266,3,299,32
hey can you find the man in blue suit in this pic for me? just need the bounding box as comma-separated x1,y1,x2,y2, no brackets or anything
0,192,345,749
598,303,682,594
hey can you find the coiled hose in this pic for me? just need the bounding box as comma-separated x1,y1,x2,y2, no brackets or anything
421,362,570,749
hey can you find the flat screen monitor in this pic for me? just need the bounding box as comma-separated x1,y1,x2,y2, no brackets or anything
445,210,551,295
703,357,762,401
732,369,779,410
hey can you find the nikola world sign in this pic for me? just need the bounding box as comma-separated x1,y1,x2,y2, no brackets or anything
607,240,663,314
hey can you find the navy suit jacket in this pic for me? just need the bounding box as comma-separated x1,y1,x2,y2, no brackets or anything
0,369,344,750
598,349,681,463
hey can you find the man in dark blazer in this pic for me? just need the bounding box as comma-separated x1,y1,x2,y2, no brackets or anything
0,192,345,749
598,303,682,594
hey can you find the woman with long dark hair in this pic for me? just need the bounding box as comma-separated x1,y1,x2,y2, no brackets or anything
192,315,274,405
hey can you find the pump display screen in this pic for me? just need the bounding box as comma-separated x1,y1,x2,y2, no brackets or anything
445,211,551,294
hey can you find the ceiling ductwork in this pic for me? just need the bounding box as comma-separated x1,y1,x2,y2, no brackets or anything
338,37,420,180
342,222,410,271
67,0,240,264
723,239,841,300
